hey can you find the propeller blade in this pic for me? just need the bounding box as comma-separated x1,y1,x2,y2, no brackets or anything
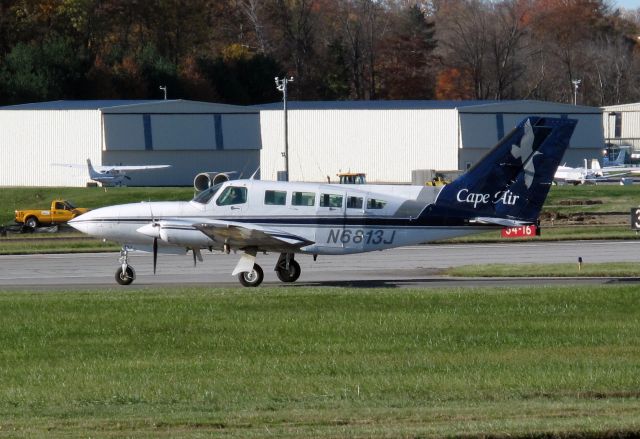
153,237,158,274
192,249,197,267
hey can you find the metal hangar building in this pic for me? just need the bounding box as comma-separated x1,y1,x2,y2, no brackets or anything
602,102,640,161
258,100,604,184
0,100,261,187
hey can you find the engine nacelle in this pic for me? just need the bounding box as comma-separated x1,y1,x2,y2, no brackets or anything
193,172,232,192
159,226,213,247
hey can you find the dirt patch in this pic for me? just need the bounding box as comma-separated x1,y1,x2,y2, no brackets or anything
557,199,603,206
540,211,628,226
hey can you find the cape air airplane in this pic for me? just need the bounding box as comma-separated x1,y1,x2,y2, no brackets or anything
69,116,577,287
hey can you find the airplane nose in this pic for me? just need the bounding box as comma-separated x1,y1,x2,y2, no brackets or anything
68,214,90,234
68,206,116,236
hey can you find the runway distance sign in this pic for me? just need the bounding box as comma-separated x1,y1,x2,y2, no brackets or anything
631,208,640,230
501,225,537,238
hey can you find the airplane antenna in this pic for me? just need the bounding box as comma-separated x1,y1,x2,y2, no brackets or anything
249,167,260,180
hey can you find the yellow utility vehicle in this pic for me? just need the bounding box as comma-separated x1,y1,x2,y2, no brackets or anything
337,172,366,184
15,199,89,228
425,175,449,186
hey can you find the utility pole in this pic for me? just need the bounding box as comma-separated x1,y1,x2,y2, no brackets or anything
275,76,294,181
571,79,581,105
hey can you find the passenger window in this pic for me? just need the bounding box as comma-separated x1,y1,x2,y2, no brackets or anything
54,202,65,210
265,190,286,205
320,193,343,208
216,186,247,206
366,198,387,210
292,191,315,206
347,196,363,209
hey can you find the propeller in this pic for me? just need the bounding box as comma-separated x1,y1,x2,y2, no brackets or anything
150,204,159,275
153,236,158,274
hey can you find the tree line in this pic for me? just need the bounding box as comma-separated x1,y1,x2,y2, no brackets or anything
0,0,638,106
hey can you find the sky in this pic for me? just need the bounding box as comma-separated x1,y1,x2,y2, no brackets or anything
615,0,640,10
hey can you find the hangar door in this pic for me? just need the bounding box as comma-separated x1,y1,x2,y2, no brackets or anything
103,113,261,151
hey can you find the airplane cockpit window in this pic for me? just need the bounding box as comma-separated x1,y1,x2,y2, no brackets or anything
265,190,287,205
366,198,387,210
192,183,223,204
216,186,248,206
320,193,343,208
347,196,363,209
292,191,315,206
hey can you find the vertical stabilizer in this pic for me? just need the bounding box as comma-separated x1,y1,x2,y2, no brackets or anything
429,117,577,224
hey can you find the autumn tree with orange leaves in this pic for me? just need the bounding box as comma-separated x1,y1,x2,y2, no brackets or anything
0,0,638,105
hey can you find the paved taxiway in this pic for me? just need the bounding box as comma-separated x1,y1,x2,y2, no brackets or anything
0,240,639,289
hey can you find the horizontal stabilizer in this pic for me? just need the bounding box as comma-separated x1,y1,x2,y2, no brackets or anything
470,217,531,227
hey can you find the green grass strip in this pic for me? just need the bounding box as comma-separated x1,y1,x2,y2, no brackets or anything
445,262,640,277
0,286,639,437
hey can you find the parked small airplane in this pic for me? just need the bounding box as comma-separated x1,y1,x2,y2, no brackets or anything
53,159,171,186
69,117,577,287
554,152,638,185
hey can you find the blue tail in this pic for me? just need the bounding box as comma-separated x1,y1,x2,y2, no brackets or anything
427,117,577,225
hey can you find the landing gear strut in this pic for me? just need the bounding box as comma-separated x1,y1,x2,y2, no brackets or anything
275,253,301,283
115,246,136,285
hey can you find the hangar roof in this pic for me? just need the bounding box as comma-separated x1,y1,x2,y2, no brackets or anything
0,99,255,114
256,100,498,110
257,99,600,113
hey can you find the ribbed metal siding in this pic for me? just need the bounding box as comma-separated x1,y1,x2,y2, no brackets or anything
602,106,640,149
0,110,101,187
260,109,458,183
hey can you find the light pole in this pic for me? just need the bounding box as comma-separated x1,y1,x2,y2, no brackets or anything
571,79,581,105
159,85,167,100
275,76,294,181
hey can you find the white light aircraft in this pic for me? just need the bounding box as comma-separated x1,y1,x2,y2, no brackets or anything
554,150,639,185
53,159,171,186
70,117,577,287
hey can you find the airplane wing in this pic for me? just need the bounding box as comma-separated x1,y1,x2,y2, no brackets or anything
98,164,171,172
137,218,315,250
193,220,314,249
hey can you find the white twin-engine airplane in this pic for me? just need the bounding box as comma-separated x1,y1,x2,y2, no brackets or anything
53,159,171,186
70,116,577,287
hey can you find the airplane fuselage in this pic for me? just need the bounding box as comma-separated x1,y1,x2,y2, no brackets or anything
71,179,490,256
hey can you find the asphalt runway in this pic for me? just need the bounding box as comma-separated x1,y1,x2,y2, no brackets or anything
1,240,639,290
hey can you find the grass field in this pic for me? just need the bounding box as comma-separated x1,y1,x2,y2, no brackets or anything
1,285,639,437
446,261,640,277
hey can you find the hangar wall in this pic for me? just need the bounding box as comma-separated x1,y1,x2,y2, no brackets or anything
260,108,459,183
0,100,261,187
602,103,640,151
260,100,605,183
458,107,604,169
0,110,102,186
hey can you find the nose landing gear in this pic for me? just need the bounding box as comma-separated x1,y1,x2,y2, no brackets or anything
115,246,136,285
237,264,264,287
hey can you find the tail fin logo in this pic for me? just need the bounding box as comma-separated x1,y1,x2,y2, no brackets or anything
511,119,537,188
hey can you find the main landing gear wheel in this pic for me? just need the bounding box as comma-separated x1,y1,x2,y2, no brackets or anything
115,265,135,285
238,264,264,287
276,259,301,283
